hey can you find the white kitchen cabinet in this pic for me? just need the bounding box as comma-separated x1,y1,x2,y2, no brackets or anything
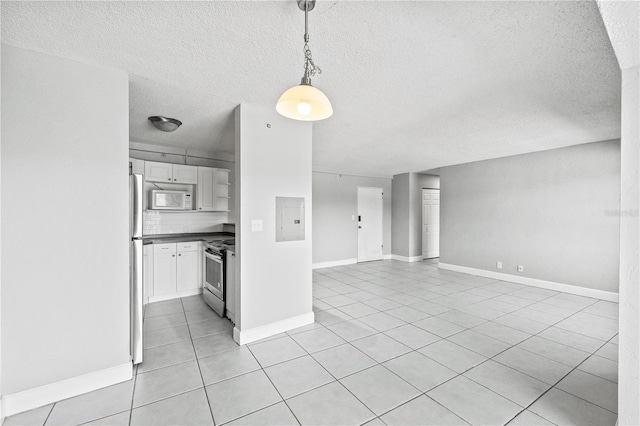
146,241,202,303
145,161,173,183
145,161,197,184
172,164,198,184
177,243,199,292
153,252,178,296
196,166,230,212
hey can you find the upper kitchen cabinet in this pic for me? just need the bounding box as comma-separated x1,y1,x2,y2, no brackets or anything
197,166,230,212
145,161,197,184
172,165,198,184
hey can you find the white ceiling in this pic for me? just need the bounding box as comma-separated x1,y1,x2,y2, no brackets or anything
1,1,621,178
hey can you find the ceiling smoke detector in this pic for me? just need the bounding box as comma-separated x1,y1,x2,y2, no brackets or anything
148,116,182,132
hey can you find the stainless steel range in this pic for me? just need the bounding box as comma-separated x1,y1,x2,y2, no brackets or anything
202,239,234,317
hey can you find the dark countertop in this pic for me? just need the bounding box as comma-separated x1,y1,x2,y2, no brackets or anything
142,232,235,245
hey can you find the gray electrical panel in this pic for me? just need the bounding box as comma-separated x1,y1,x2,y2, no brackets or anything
276,197,305,242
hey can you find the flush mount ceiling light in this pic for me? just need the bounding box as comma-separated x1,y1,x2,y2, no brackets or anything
276,0,333,121
148,116,182,132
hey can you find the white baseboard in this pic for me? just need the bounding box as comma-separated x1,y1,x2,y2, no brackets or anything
2,362,132,418
438,262,619,302
312,258,357,269
148,288,202,304
391,254,423,263
383,254,392,260
233,312,315,345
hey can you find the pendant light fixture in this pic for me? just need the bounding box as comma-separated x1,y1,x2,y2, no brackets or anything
276,0,333,121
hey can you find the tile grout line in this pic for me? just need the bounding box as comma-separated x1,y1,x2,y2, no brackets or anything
316,261,616,425
180,297,218,426
503,334,617,425
127,366,138,426
242,344,304,426
40,403,55,426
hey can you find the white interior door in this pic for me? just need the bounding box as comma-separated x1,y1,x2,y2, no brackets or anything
357,187,383,262
422,189,440,259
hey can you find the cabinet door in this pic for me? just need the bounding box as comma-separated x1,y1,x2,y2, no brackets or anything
172,165,198,184
177,250,199,292
153,252,177,296
197,167,217,211
145,161,173,183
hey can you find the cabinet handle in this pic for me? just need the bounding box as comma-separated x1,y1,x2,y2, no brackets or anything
178,254,182,256
172,254,175,257
168,178,171,181
174,179,177,181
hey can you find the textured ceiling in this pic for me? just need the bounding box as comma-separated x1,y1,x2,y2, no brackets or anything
1,1,621,177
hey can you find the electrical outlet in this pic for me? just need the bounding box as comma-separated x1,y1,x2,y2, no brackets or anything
251,219,263,232
496,261,503,269
517,265,524,273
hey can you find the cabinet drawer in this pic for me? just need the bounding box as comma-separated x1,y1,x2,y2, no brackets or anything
177,242,199,252
153,243,177,254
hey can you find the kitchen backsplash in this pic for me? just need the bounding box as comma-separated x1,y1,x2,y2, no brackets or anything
143,211,229,235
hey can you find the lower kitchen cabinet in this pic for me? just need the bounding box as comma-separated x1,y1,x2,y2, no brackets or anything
177,248,199,292
145,241,202,303
153,250,177,296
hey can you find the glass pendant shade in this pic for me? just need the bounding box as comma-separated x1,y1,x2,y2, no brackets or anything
276,84,333,121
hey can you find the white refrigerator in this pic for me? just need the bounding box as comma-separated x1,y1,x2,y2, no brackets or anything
130,171,144,364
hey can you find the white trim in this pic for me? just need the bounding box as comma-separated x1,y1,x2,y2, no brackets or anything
438,262,619,302
147,288,201,304
383,254,392,260
312,258,357,269
2,362,132,418
391,254,423,263
233,312,315,345
1,398,4,425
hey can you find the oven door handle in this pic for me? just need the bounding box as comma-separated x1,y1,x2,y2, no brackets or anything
205,251,222,261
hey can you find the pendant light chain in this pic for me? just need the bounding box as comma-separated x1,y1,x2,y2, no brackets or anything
302,0,321,84
275,0,333,121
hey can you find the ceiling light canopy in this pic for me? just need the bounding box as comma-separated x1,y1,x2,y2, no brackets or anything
276,0,333,122
148,116,182,132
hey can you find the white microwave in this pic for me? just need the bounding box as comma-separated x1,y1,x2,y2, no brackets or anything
150,190,192,210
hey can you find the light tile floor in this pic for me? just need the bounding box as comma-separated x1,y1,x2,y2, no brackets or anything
5,260,619,426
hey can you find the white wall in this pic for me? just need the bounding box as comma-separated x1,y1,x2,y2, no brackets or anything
391,173,440,259
618,65,639,425
1,46,130,395
439,140,620,294
234,105,313,341
312,172,392,266
596,3,640,420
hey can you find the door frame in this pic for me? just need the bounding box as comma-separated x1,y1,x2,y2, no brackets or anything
357,186,384,263
421,188,440,259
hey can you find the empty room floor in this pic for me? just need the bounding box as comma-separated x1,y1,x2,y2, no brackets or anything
5,260,619,426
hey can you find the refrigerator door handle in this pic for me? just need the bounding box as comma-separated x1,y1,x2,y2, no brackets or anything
131,239,144,364
131,174,143,239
